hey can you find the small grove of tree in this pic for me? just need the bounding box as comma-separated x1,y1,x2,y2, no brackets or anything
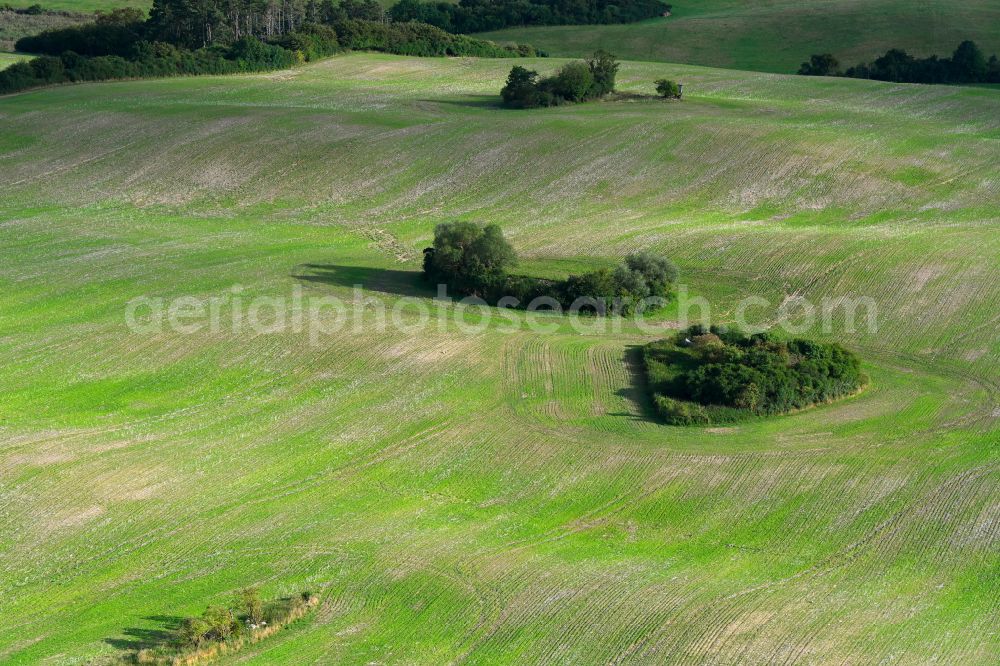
500,50,619,108
655,78,680,98
388,0,671,34
423,221,678,314
799,40,1000,84
643,325,866,425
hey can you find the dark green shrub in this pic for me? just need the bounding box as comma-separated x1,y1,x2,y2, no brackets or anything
587,49,619,96
550,61,594,101
655,78,680,98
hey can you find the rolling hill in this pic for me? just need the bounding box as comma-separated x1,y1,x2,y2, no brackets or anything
0,54,998,663
479,0,1000,72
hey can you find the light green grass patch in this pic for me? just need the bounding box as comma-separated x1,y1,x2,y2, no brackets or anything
0,54,997,664
479,0,1000,72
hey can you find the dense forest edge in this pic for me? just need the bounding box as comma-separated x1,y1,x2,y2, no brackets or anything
2,1,540,94
799,40,1000,84
388,0,671,34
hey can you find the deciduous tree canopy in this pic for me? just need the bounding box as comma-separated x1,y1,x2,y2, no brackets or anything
644,326,866,425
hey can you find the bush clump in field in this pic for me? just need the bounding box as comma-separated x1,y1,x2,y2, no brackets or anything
501,49,619,108
423,221,677,314
122,588,318,664
799,40,1000,84
643,325,866,425
654,78,681,98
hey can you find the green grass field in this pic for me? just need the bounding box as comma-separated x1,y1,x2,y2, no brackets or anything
2,0,148,10
480,0,1000,72
0,51,28,68
0,9,92,51
1,54,998,663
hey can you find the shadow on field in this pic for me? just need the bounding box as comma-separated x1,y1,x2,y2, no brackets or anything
418,95,504,110
609,345,661,424
293,264,437,299
104,614,184,652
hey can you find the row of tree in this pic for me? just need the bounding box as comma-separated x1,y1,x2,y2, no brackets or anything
422,221,679,314
799,40,1000,84
501,49,618,107
644,325,866,425
388,0,671,34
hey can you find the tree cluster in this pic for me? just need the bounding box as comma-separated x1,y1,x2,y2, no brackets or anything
799,41,1000,84
5,1,536,95
388,0,670,34
501,50,619,108
423,221,678,315
644,325,866,425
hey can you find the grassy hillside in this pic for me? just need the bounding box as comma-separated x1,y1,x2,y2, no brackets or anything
480,0,1000,72
0,51,28,68
2,0,148,10
0,9,92,51
0,54,998,664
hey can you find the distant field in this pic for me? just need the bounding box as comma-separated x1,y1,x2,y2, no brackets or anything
0,9,91,50
480,0,1000,72
0,51,28,68
1,54,998,663
2,0,147,10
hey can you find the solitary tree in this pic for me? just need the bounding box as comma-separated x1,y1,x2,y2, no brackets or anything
500,65,540,108
178,616,211,648
237,586,264,625
203,605,237,639
950,40,987,81
424,222,517,296
587,49,620,96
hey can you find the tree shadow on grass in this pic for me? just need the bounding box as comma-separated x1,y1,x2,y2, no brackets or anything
293,264,437,299
417,95,505,110
608,344,661,424
104,615,184,652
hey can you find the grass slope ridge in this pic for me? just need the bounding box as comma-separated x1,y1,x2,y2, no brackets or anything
478,0,1000,72
0,54,997,664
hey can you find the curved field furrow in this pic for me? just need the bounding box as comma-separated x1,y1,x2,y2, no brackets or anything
0,53,997,664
